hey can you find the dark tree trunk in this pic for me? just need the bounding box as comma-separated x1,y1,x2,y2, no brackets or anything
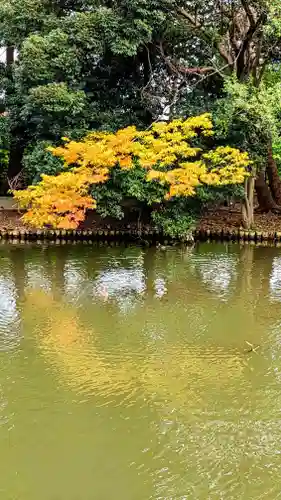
9,247,26,302
7,139,25,187
255,169,281,212
5,46,25,187
266,144,281,205
6,46,15,66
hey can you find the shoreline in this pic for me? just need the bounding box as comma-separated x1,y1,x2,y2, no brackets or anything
0,207,281,244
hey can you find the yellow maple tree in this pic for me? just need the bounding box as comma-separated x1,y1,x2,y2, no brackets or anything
14,113,250,229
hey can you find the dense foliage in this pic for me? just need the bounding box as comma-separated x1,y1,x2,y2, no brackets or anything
14,115,250,234
0,115,9,193
1,0,281,230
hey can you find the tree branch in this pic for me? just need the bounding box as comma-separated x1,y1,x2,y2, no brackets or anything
177,7,202,28
147,57,243,130
158,42,214,76
217,41,234,66
252,33,263,86
177,3,235,68
158,42,181,76
236,12,266,78
178,65,215,75
254,38,280,86
240,0,256,28
215,0,232,18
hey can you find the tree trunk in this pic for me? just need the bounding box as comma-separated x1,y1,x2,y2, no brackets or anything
242,176,255,229
266,144,281,205
7,138,25,188
6,46,15,66
5,46,24,186
9,247,26,302
255,168,281,212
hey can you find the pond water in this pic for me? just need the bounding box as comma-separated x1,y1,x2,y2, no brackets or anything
0,241,281,499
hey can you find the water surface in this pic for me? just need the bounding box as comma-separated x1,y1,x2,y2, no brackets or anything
0,242,281,499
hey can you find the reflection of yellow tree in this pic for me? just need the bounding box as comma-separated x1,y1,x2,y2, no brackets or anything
24,290,247,409
24,290,135,397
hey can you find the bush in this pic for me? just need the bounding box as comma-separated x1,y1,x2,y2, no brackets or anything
23,141,64,185
152,205,196,240
14,115,250,230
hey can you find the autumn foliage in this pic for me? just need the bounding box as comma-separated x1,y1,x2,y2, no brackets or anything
14,114,250,229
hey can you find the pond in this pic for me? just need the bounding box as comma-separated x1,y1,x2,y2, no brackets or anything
0,241,281,499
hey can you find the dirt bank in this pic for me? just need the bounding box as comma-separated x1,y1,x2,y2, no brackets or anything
1,206,281,235
198,207,281,233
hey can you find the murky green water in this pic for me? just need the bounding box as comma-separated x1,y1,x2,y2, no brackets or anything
1,242,281,499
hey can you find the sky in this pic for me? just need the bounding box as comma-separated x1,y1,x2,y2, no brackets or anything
0,48,5,63
0,47,18,63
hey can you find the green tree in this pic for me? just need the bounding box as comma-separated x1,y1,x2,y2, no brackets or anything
0,0,172,180
214,78,281,225
163,1,281,218
1,0,281,227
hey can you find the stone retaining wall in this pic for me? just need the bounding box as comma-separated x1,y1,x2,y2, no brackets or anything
0,227,281,245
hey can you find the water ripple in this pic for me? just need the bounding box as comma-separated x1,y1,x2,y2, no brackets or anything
0,243,280,499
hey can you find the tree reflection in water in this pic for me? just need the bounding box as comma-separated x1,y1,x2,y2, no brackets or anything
0,274,20,352
270,257,281,301
1,243,281,499
24,289,247,410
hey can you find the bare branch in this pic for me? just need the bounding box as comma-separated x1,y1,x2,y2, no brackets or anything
177,7,202,28
8,170,24,191
158,41,181,76
158,42,214,77
217,41,235,66
177,3,236,68
177,65,215,75
146,56,242,130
